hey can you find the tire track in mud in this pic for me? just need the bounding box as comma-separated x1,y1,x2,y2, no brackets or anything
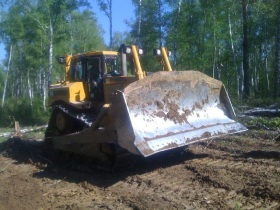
110,165,200,209
107,136,280,210
109,163,247,209
184,141,280,209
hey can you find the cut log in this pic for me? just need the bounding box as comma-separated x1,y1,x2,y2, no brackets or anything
243,108,280,117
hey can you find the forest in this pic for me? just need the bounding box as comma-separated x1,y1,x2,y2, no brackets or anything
0,0,279,127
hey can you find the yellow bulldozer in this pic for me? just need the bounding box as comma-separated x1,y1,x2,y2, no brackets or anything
45,45,247,167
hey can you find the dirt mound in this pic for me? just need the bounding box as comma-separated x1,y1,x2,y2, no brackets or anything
0,130,280,209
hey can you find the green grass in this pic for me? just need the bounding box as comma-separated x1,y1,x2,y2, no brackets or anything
0,127,46,143
23,130,45,139
0,128,13,143
0,137,8,143
0,128,13,133
241,117,280,130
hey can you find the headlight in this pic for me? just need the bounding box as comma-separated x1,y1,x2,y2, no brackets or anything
153,49,161,56
138,48,143,55
125,47,132,54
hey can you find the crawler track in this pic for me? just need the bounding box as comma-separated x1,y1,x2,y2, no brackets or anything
45,103,122,170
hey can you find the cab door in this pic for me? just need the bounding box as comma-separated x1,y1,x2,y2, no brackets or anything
86,56,103,101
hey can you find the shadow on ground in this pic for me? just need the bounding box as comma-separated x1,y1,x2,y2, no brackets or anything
242,150,280,159
0,137,207,188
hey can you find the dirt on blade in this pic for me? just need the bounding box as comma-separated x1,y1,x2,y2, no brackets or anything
0,129,280,210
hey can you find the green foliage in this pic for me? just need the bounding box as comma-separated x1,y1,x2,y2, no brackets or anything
131,0,168,72
0,98,50,127
0,0,279,126
0,1,106,119
111,31,136,51
129,0,280,101
242,97,280,108
65,10,105,53
244,117,280,130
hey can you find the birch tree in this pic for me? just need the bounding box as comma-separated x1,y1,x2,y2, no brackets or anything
17,0,88,109
275,3,280,98
0,3,24,107
242,0,250,98
173,0,181,70
1,45,12,107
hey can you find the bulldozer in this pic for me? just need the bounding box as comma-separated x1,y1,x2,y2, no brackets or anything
45,45,247,167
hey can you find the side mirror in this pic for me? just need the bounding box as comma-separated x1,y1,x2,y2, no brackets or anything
56,56,66,64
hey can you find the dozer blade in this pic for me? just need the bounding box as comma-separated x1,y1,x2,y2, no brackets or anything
111,71,247,157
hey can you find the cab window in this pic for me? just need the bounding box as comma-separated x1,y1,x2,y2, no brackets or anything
70,60,82,81
87,57,100,81
104,56,119,74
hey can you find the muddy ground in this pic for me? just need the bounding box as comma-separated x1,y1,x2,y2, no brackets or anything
0,129,279,210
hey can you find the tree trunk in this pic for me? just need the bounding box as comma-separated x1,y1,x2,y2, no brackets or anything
173,0,182,71
217,48,222,80
98,0,113,50
226,62,230,92
27,69,33,106
137,0,141,44
275,4,280,98
242,0,250,98
228,4,240,99
265,55,270,94
43,70,47,111
212,14,217,79
109,0,112,50
157,0,162,47
1,44,13,107
253,54,258,94
48,18,54,87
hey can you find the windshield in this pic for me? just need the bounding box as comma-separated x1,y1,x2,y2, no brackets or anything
104,56,119,74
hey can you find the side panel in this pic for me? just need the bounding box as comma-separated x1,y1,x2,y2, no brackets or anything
48,85,69,106
48,82,86,106
69,82,86,102
103,76,138,103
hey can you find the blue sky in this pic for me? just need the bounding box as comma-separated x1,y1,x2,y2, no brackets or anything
91,0,135,44
0,0,135,61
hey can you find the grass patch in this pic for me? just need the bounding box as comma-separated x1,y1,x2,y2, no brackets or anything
0,126,46,142
240,117,280,130
23,130,45,139
0,137,8,144
0,128,13,144
0,128,13,133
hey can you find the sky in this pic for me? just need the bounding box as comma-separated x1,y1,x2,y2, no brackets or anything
91,0,135,45
0,0,136,62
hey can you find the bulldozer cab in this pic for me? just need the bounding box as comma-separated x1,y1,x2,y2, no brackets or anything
83,53,134,102
53,51,122,104
50,47,144,107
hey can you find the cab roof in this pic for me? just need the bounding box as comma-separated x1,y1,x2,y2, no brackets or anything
71,51,118,59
